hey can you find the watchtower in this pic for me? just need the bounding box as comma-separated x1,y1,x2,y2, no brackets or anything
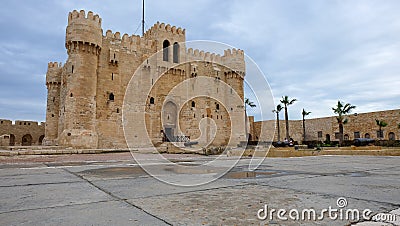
58,10,103,148
43,62,62,145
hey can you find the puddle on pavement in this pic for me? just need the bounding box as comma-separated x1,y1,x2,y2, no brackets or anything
164,165,224,174
79,166,147,178
223,171,277,179
78,165,280,179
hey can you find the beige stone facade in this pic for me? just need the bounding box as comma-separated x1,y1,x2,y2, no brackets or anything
252,109,400,143
0,119,45,146
44,10,246,149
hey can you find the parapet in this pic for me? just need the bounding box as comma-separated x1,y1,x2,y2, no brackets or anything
223,48,244,57
68,10,102,27
14,121,39,126
0,119,12,126
48,62,62,69
185,47,245,73
66,10,103,49
104,30,156,51
186,48,223,63
144,21,185,39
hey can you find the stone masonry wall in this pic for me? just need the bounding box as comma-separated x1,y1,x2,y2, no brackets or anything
0,119,45,146
252,109,400,143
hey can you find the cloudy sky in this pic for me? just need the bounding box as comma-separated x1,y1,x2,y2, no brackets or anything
0,0,399,122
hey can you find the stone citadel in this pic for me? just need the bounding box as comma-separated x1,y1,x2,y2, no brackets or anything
0,10,398,149
43,10,246,149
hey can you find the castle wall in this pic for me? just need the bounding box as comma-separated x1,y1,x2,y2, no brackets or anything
253,109,400,143
0,119,45,146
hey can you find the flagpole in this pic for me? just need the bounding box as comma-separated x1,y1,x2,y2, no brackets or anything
142,0,145,36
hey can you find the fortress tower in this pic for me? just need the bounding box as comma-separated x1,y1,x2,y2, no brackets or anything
58,10,103,148
43,62,62,145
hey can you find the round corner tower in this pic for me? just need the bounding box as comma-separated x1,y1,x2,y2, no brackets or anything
59,10,103,148
43,62,62,146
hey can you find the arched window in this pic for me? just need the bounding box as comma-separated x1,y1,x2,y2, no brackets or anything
389,132,395,141
163,40,170,62
365,133,370,139
344,134,349,141
191,101,195,108
150,97,155,105
173,42,179,63
109,93,115,101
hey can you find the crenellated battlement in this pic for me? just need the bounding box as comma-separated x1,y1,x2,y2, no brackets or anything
48,62,62,69
186,48,223,63
144,22,185,38
223,48,244,57
66,10,103,49
104,30,156,52
68,10,102,27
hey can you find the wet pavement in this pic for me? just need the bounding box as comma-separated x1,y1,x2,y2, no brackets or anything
0,154,399,225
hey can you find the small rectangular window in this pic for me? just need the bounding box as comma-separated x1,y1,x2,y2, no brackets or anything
112,73,114,80
354,132,360,139
335,132,340,139
317,131,322,138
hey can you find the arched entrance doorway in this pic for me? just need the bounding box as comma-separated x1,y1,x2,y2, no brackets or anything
162,101,177,142
325,134,331,143
9,134,15,146
22,134,33,146
39,135,45,145
389,132,395,141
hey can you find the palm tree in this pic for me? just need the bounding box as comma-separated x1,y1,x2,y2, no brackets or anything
245,98,256,110
332,101,356,146
375,119,388,139
272,104,283,142
244,98,256,141
302,109,311,143
280,96,297,140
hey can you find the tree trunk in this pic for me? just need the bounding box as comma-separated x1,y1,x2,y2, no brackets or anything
303,117,306,143
339,123,344,146
276,113,281,142
284,106,289,140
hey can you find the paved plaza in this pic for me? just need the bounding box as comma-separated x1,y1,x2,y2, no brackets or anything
0,153,399,225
